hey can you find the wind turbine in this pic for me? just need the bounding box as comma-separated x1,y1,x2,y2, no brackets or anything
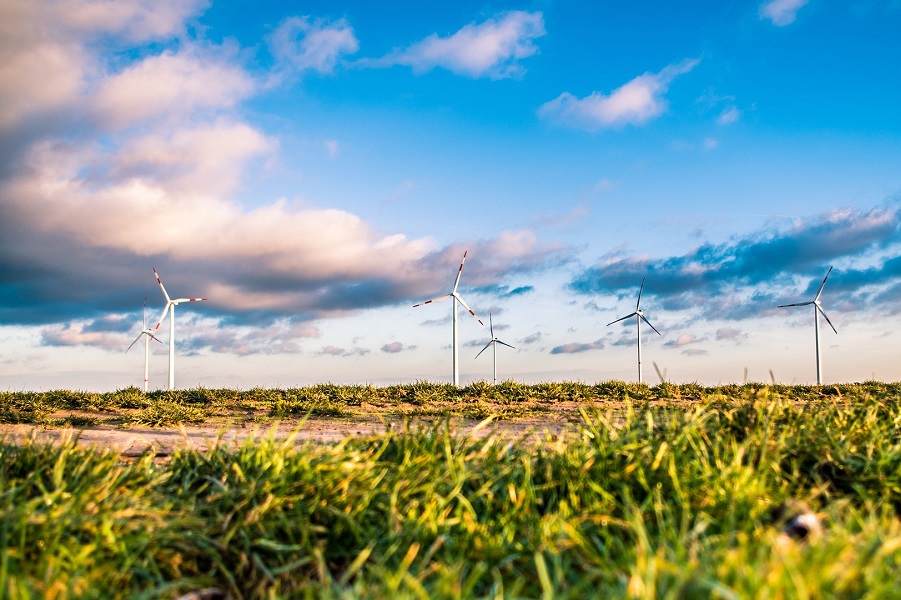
152,268,207,391
414,251,483,386
777,266,837,385
126,297,163,392
607,277,661,384
475,313,515,384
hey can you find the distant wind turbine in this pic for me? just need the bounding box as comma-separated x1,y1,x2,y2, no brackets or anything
414,251,483,386
152,268,207,391
777,266,837,385
607,277,661,384
126,297,163,392
475,313,515,384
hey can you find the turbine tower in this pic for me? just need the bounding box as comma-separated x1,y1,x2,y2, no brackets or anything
607,277,661,384
126,297,163,392
152,268,207,391
475,313,515,384
777,266,837,385
414,251,483,386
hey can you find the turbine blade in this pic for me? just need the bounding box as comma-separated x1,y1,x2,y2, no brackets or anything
125,333,143,353
154,304,170,331
653,361,666,384
639,313,662,336
413,293,451,307
142,296,147,329
454,293,483,325
149,333,164,345
607,312,637,326
777,301,814,308
636,277,646,310
172,297,207,303
153,268,171,303
496,340,515,349
489,313,494,338
475,340,493,359
818,305,838,334
452,251,468,293
815,265,833,301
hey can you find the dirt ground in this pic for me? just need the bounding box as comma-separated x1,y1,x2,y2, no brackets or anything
0,406,590,458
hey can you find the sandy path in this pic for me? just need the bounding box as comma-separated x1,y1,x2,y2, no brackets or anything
0,415,583,457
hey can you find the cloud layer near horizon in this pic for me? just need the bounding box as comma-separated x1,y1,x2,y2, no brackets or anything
569,206,901,320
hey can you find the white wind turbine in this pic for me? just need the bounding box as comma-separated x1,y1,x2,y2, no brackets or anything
152,267,207,391
475,313,515,384
607,277,661,384
777,266,837,385
125,297,163,392
414,251,483,386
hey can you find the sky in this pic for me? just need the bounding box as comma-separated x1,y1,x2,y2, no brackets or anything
1,0,900,391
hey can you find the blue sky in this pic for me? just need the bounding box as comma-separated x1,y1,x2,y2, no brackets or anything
1,0,900,390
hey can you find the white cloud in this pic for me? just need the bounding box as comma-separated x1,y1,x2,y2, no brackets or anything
41,321,128,351
318,345,369,357
268,16,358,74
383,11,545,79
717,106,741,125
539,59,699,130
0,0,210,129
94,47,256,129
186,318,320,356
669,334,706,346
759,0,810,26
381,341,414,354
324,139,339,158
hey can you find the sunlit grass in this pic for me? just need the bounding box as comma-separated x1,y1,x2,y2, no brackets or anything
1,387,900,597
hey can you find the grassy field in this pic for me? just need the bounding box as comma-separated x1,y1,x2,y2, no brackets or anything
1,382,901,598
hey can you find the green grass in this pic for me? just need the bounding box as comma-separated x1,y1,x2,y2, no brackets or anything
2,381,900,426
1,385,901,597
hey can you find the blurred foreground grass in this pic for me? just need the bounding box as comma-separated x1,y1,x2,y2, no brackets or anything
1,383,900,597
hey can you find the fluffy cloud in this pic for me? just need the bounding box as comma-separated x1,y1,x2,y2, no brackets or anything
382,11,545,79
183,319,320,356
663,333,707,348
519,332,542,345
0,0,209,129
318,345,369,358
550,339,604,354
759,0,810,26
716,327,749,343
41,318,132,351
94,47,256,129
381,341,413,354
268,16,359,75
539,59,699,130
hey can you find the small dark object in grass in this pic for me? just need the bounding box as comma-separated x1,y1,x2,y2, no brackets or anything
770,499,822,541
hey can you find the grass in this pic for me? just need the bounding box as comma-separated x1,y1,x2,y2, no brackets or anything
1,383,900,597
2,381,900,427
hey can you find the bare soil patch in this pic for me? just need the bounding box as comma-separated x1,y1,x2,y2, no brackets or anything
0,402,592,457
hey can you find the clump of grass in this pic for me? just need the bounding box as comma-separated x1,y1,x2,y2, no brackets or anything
0,393,55,425
126,400,206,427
49,414,101,428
